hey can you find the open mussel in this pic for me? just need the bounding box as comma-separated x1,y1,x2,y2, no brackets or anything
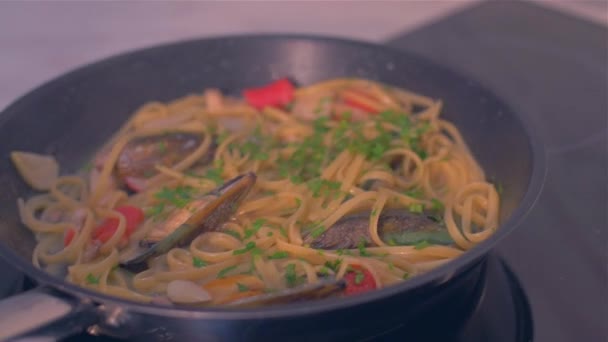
116,132,213,191
306,209,452,250
121,173,256,270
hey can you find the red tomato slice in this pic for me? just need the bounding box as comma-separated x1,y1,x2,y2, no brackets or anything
63,228,76,247
115,205,144,235
343,265,377,296
93,206,144,244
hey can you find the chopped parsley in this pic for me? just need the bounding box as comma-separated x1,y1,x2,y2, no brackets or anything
318,266,330,276
371,209,378,217
357,239,372,257
154,186,195,208
192,257,207,268
244,219,266,239
217,265,238,278
496,182,504,195
404,188,424,198
233,241,257,255
408,203,424,213
236,283,249,292
354,270,365,285
387,238,397,246
324,259,342,272
431,198,444,212
204,167,224,184
414,240,431,250
402,272,410,280
285,264,297,287
85,273,99,285
307,178,342,198
268,251,289,260
224,230,242,240
309,223,326,238
145,202,165,218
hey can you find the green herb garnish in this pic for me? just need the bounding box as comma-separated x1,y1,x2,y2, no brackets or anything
233,241,257,255
285,264,297,287
193,256,207,268
324,259,342,272
244,219,266,239
204,167,224,184
218,265,238,278
268,251,289,260
145,202,165,218
85,273,99,285
414,240,431,250
357,239,371,257
224,230,242,240
431,198,444,212
408,203,424,213
309,224,325,238
354,270,365,285
154,186,195,208
236,283,249,292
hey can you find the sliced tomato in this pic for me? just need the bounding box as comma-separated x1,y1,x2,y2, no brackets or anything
63,228,76,247
244,78,295,109
115,205,145,236
343,265,377,296
92,205,144,244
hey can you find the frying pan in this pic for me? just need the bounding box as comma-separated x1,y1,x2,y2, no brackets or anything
0,35,545,341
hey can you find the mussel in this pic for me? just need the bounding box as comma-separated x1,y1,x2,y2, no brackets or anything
121,172,256,270
226,278,346,308
306,209,452,250
116,133,212,190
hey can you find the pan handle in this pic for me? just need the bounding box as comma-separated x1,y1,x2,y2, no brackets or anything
0,287,99,341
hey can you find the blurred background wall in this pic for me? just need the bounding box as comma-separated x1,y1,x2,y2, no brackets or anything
0,0,605,109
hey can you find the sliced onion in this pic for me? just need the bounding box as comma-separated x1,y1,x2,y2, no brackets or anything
166,280,212,304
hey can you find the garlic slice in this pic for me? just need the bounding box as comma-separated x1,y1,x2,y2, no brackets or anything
11,151,59,191
166,280,212,304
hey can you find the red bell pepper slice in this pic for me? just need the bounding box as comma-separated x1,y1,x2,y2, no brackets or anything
243,78,295,109
343,265,377,296
92,205,144,244
340,89,381,114
64,228,76,247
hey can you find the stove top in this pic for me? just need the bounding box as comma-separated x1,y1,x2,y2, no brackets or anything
366,253,533,342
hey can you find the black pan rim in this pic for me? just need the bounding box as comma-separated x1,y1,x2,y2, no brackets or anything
0,33,547,319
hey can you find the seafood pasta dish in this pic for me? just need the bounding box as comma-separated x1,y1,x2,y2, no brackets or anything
12,78,499,307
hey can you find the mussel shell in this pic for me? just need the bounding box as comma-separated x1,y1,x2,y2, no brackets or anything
121,172,256,270
308,209,451,250
116,133,202,181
